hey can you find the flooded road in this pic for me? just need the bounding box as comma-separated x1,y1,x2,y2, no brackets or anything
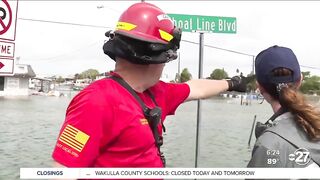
0,94,318,179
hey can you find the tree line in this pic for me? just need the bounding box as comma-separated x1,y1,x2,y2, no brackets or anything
177,68,320,95
55,68,319,95
55,69,101,83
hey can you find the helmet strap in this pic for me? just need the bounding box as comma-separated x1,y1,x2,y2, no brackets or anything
103,32,180,64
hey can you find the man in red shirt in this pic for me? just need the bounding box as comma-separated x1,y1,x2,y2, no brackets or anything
52,2,246,168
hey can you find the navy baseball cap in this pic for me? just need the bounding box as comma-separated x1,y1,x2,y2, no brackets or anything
255,45,301,84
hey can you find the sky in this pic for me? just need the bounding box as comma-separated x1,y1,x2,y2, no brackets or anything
8,1,320,80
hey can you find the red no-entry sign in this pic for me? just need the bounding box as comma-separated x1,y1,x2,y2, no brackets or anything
0,0,18,41
0,0,17,76
0,0,12,35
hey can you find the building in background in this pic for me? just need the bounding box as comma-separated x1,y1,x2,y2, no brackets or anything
0,64,36,96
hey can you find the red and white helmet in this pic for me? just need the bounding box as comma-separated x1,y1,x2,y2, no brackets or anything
115,2,176,44
103,2,182,64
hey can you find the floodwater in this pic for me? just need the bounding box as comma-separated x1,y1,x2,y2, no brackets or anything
0,93,319,179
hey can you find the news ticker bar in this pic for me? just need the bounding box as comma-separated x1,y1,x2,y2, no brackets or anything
20,168,320,179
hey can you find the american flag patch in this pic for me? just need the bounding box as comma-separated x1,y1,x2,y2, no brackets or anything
58,124,90,152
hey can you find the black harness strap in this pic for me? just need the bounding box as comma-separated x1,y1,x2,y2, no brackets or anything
146,90,166,133
109,75,166,166
255,107,287,138
110,76,149,112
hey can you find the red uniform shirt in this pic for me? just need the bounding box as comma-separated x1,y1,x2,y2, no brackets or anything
52,77,190,167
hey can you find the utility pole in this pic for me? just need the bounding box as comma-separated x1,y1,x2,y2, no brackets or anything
252,56,255,75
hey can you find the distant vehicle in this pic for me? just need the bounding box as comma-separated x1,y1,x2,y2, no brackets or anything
73,79,91,90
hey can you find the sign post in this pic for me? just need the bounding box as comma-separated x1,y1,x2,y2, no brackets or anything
195,32,204,168
0,0,18,76
168,13,236,168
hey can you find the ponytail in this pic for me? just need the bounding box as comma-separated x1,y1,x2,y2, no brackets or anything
263,68,320,141
279,85,320,141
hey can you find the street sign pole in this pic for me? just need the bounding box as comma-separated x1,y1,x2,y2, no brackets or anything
167,13,236,169
195,32,204,168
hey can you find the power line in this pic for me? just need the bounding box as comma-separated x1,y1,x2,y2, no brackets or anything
18,18,112,29
24,41,101,63
181,39,320,73
19,17,319,71
301,65,320,70
19,17,255,57
182,39,254,57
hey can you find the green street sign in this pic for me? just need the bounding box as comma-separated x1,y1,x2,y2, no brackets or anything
167,13,236,33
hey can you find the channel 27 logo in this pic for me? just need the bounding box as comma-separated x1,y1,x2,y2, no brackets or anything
288,148,311,166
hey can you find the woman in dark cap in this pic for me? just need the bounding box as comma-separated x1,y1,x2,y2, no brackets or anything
248,45,320,167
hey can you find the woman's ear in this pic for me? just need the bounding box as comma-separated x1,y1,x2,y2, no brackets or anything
256,81,275,104
256,81,264,95
296,73,304,88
